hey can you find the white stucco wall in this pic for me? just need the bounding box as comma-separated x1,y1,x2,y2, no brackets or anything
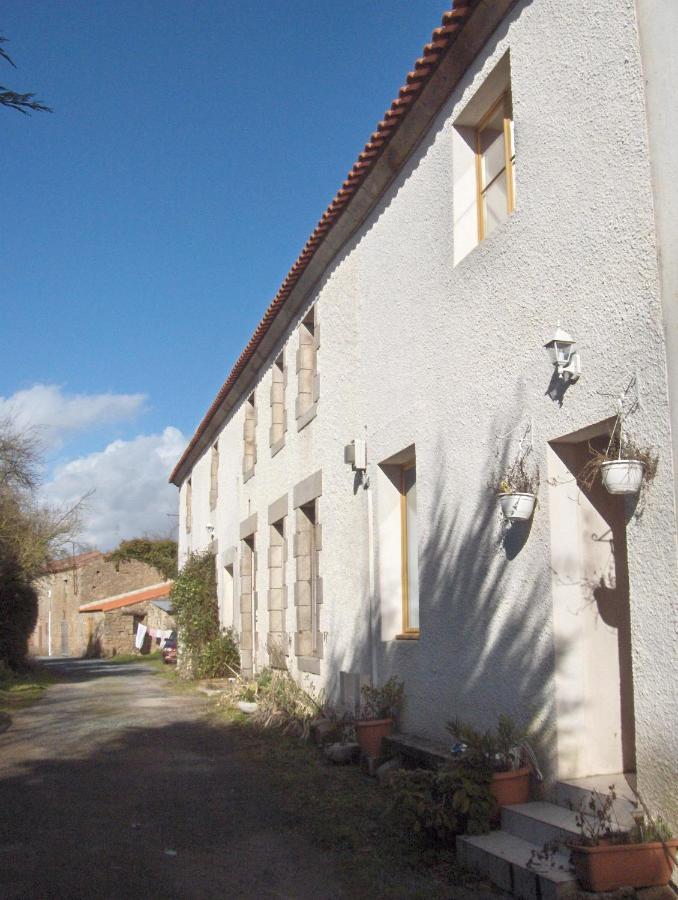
178,0,677,824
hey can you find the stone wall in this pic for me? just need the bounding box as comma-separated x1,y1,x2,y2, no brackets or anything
30,553,165,658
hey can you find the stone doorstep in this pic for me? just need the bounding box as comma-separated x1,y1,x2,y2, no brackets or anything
382,731,452,769
457,830,577,900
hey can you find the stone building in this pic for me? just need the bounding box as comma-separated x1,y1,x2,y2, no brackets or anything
169,0,678,843
30,551,166,658
78,582,175,658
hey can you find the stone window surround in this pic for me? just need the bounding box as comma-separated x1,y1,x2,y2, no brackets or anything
221,545,238,632
267,492,289,668
292,470,323,675
239,513,258,677
185,478,192,534
270,351,288,457
295,305,320,433
243,393,257,482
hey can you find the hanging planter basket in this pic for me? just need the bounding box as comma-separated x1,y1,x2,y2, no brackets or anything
600,459,645,495
498,492,537,521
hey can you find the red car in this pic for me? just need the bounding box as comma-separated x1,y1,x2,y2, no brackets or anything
162,633,177,665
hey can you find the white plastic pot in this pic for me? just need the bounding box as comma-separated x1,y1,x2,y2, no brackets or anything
601,460,645,495
237,701,258,714
498,493,536,521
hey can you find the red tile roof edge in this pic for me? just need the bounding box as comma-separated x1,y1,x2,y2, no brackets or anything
78,581,174,613
44,550,103,574
169,0,476,486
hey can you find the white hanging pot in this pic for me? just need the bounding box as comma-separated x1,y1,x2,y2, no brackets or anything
601,459,645,495
498,493,536,521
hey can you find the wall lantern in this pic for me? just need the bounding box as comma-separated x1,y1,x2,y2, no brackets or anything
544,326,581,383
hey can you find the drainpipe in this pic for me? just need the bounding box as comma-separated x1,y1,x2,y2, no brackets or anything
365,470,378,688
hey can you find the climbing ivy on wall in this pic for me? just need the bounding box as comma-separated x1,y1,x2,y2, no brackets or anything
170,550,239,678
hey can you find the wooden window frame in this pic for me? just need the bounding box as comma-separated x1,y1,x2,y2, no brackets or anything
475,92,515,242
399,461,419,637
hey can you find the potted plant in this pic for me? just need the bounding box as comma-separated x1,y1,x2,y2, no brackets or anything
579,418,658,497
530,786,677,892
446,715,540,815
354,676,404,759
496,453,539,522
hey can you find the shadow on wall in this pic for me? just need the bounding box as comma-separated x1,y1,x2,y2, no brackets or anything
320,426,575,785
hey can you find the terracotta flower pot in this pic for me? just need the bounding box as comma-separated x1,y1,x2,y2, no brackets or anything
490,766,531,807
354,718,393,758
572,840,678,892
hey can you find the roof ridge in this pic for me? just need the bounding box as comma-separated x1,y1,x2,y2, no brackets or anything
169,0,476,485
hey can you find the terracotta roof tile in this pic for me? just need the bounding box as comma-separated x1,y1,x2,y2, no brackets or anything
169,0,478,485
78,581,174,614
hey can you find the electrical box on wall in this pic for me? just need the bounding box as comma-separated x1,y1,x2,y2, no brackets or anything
344,439,367,471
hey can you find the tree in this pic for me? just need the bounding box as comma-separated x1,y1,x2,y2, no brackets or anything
0,417,82,669
1,35,51,114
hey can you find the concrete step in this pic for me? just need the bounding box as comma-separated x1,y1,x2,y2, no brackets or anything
555,774,638,829
457,830,576,900
501,802,581,846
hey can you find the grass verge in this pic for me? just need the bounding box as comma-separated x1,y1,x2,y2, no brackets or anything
0,665,55,713
208,704,501,899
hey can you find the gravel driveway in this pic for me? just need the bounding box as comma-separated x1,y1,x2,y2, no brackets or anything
0,659,346,899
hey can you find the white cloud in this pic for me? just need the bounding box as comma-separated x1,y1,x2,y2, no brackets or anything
43,427,186,551
0,383,147,451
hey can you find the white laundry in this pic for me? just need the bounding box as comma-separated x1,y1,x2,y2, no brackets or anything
135,623,147,650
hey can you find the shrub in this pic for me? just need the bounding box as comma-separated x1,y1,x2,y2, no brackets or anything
359,676,404,721
196,629,240,679
170,550,220,677
106,537,178,581
390,755,493,844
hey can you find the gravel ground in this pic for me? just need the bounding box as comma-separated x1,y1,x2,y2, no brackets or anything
0,659,506,899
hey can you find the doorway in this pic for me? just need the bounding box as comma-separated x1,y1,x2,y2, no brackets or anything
547,420,636,777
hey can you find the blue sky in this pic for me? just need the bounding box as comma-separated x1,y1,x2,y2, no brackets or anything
2,0,447,548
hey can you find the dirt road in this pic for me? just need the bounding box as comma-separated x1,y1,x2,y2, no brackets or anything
0,659,507,900
0,659,350,899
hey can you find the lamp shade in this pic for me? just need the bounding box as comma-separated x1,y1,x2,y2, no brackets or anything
544,327,576,367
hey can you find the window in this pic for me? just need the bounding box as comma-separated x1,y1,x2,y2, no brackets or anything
452,54,515,265
223,562,234,630
400,462,419,634
377,447,419,640
185,478,192,534
294,500,322,671
476,92,515,241
240,534,257,676
267,518,287,667
270,352,286,453
243,392,256,478
209,441,219,511
296,305,319,429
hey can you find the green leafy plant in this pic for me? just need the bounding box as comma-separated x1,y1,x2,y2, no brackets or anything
390,754,494,844
359,676,404,721
106,537,178,581
196,629,240,679
170,550,230,678
446,715,530,772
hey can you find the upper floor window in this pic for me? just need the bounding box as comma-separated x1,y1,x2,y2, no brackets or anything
452,54,515,265
476,92,515,241
296,305,319,430
270,352,287,454
209,441,219,511
243,392,256,479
